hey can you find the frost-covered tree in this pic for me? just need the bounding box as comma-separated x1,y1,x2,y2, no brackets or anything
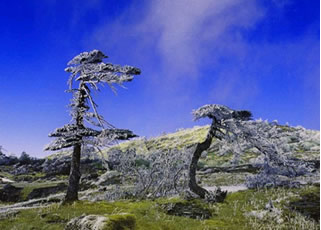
45,50,141,203
106,148,193,200
189,104,315,199
189,104,252,199
219,119,316,189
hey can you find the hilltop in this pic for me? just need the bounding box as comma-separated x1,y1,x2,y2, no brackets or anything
47,124,320,165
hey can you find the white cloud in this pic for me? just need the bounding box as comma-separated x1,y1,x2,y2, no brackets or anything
136,0,264,78
91,0,264,79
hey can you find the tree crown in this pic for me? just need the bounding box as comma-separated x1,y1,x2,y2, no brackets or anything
45,50,140,151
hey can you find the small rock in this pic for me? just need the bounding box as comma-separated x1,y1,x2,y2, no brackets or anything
65,214,107,230
265,200,274,211
0,177,14,184
64,213,136,230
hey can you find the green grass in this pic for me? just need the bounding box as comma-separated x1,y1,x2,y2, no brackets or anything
0,185,318,230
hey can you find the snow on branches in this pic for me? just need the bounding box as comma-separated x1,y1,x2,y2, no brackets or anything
105,148,193,200
192,104,316,190
45,50,140,152
193,104,252,122
65,49,141,92
45,49,141,203
44,124,137,151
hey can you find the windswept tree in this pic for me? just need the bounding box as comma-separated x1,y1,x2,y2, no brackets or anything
189,104,315,200
189,104,252,200
45,50,141,203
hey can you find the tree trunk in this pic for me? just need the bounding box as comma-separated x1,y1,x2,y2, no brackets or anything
189,121,228,202
64,143,81,203
63,82,86,204
188,121,215,198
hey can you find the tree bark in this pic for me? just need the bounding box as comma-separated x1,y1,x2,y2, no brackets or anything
63,82,86,204
188,121,216,198
64,143,81,203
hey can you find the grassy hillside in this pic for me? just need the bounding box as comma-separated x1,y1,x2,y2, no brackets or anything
46,125,209,159
46,124,320,167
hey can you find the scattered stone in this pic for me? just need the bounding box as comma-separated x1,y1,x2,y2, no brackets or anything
64,213,136,230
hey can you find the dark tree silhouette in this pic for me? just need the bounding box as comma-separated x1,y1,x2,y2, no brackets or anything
45,50,141,203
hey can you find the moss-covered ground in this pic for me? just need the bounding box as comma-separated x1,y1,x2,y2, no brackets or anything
0,185,318,230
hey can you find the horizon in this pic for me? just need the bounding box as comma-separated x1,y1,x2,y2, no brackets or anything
0,0,319,158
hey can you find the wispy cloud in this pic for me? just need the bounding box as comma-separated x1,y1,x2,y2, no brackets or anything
92,0,264,79
138,0,264,77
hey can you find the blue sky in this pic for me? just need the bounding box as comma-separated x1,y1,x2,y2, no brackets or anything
0,0,319,157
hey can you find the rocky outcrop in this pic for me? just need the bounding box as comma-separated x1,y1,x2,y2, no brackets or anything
64,213,136,230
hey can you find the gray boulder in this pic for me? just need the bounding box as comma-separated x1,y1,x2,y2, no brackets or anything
64,213,136,230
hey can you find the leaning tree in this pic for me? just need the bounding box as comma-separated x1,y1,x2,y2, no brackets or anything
45,50,141,203
189,104,314,200
189,104,252,200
